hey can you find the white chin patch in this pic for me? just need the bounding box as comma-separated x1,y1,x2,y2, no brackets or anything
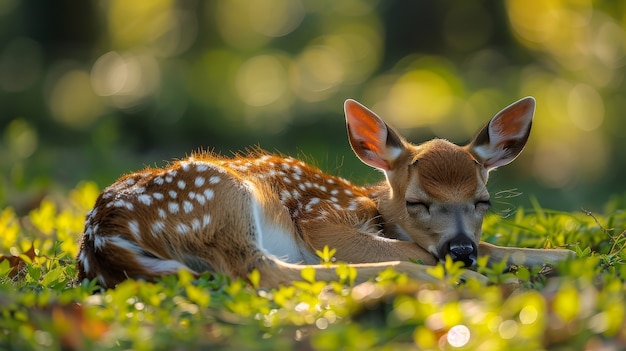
427,245,439,258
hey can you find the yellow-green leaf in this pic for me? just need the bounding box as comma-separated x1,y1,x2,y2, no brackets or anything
301,266,316,283
248,269,261,289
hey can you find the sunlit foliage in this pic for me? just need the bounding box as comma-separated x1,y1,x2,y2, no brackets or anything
0,183,625,350
1,1,626,349
0,1,625,210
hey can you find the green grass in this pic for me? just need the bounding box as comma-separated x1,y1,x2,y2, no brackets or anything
1,182,625,350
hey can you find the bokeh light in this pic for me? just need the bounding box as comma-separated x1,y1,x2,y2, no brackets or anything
0,0,625,210
90,51,161,110
447,324,471,347
215,0,304,50
4,119,38,159
48,69,104,129
236,54,290,107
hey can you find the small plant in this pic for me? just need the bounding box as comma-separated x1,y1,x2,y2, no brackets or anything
0,183,625,350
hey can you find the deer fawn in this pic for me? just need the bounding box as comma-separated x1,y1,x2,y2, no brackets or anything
76,97,573,288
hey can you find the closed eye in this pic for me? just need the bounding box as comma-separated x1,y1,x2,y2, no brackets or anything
406,201,430,211
475,199,492,208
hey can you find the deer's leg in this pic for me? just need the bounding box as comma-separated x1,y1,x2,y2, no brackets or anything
300,221,438,265
479,241,575,267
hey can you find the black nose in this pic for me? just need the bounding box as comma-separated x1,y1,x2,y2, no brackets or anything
444,238,477,267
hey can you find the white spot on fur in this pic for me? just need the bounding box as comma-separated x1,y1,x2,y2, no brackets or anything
113,200,134,210
204,188,214,200
78,251,89,273
196,194,206,205
169,190,177,199
280,190,291,203
196,163,209,172
176,223,190,234
191,218,201,231
202,214,211,228
347,201,358,211
168,202,179,214
136,257,193,276
305,198,320,212
151,221,165,235
165,176,173,183
209,176,221,184
154,177,164,185
183,201,194,213
153,192,164,200
194,176,205,187
177,180,186,190
84,225,93,239
109,235,142,254
94,236,106,250
138,194,152,206
158,208,166,219
128,220,141,240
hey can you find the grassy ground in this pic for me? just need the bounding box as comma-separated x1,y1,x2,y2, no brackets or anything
1,182,625,350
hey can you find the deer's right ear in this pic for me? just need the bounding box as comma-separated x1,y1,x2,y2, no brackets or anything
344,99,404,171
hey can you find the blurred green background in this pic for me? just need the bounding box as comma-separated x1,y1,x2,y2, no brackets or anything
0,0,624,214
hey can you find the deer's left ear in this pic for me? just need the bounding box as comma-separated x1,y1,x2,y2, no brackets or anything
344,99,405,171
467,97,535,170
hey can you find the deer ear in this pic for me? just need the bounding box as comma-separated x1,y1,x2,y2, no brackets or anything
468,97,535,170
344,99,405,171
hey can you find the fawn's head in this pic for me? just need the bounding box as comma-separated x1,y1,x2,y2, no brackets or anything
344,97,535,267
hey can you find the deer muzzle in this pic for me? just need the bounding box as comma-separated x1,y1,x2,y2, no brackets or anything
440,235,477,268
